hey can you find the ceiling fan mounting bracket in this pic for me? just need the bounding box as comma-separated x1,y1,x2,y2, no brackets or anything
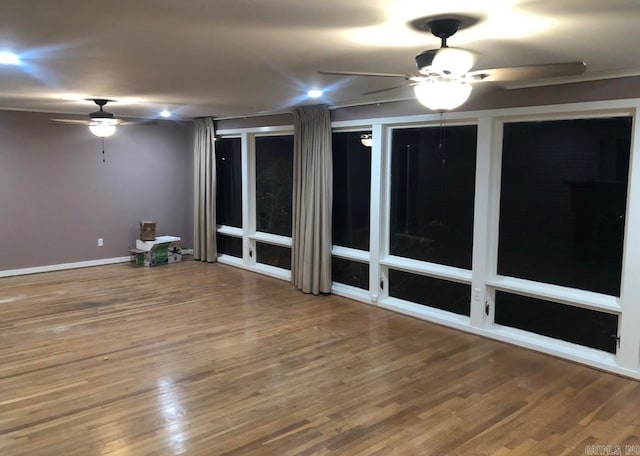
429,19,461,46
410,14,480,35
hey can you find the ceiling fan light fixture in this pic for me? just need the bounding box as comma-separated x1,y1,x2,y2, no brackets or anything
413,78,472,111
89,119,117,137
432,48,475,76
360,134,373,147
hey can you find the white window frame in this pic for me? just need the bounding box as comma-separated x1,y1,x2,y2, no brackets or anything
215,98,640,379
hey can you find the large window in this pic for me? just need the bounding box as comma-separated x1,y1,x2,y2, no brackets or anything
255,135,294,237
332,131,371,251
498,117,631,296
389,125,477,269
216,138,242,228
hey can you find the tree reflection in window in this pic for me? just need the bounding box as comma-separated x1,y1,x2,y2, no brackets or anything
390,125,477,269
255,135,293,236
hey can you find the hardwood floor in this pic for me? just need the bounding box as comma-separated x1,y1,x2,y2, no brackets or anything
0,261,638,455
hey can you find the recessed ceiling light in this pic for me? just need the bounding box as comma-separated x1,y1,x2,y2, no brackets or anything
307,89,323,98
0,51,20,65
160,110,171,118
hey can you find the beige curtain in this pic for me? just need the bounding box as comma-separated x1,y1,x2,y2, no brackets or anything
291,106,333,294
193,117,217,262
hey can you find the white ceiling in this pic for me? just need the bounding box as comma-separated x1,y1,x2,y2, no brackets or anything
2,0,640,120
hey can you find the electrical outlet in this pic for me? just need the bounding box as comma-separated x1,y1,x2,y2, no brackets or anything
97,238,104,247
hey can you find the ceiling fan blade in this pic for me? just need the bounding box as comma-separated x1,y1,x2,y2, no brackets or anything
319,70,413,79
50,119,91,125
119,119,159,126
362,85,406,96
470,61,586,82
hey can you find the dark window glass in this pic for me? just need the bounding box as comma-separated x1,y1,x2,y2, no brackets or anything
494,291,618,353
332,257,369,290
332,131,371,250
256,135,293,236
390,125,477,269
217,234,242,258
499,118,631,296
256,242,291,270
389,269,471,316
216,138,242,228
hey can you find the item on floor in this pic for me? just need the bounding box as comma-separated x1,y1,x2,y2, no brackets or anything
139,221,156,241
130,235,182,266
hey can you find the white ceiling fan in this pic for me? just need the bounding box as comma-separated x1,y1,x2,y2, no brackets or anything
320,16,587,111
51,99,154,137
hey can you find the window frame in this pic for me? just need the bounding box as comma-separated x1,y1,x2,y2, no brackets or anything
214,99,640,379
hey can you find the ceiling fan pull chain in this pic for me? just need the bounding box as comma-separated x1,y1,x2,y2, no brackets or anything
439,112,446,168
102,137,106,163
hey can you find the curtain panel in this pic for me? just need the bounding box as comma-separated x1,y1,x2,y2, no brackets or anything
291,106,333,294
193,117,217,262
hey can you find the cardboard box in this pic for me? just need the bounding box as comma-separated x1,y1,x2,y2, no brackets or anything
130,238,182,267
140,221,156,241
136,235,181,252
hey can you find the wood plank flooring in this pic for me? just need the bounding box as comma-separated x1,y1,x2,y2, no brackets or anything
0,261,638,455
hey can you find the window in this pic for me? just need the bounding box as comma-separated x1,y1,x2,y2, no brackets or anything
332,131,371,251
389,125,477,269
216,138,242,228
494,291,619,353
389,269,471,316
256,242,291,270
255,135,294,236
332,257,369,290
217,234,242,258
498,117,631,296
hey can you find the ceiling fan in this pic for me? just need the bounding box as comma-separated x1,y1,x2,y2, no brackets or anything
51,98,152,137
320,16,587,111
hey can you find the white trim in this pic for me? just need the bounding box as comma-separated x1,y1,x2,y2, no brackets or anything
217,255,291,282
331,282,371,304
481,324,639,379
0,256,131,278
241,131,254,266
330,98,640,130
251,232,292,248
470,116,496,329
373,295,639,380
617,106,640,371
216,125,293,136
381,255,472,284
368,124,384,304
331,246,370,263
487,276,621,314
216,254,244,267
380,296,471,331
251,263,291,281
216,225,243,237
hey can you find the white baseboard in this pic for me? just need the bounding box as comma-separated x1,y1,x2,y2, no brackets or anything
0,256,132,278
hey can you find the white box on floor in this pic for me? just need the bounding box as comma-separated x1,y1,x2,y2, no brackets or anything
136,235,181,252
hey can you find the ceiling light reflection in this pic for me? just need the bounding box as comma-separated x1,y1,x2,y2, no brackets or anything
345,0,551,47
0,51,20,65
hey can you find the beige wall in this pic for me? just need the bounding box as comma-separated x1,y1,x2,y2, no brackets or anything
0,110,193,271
